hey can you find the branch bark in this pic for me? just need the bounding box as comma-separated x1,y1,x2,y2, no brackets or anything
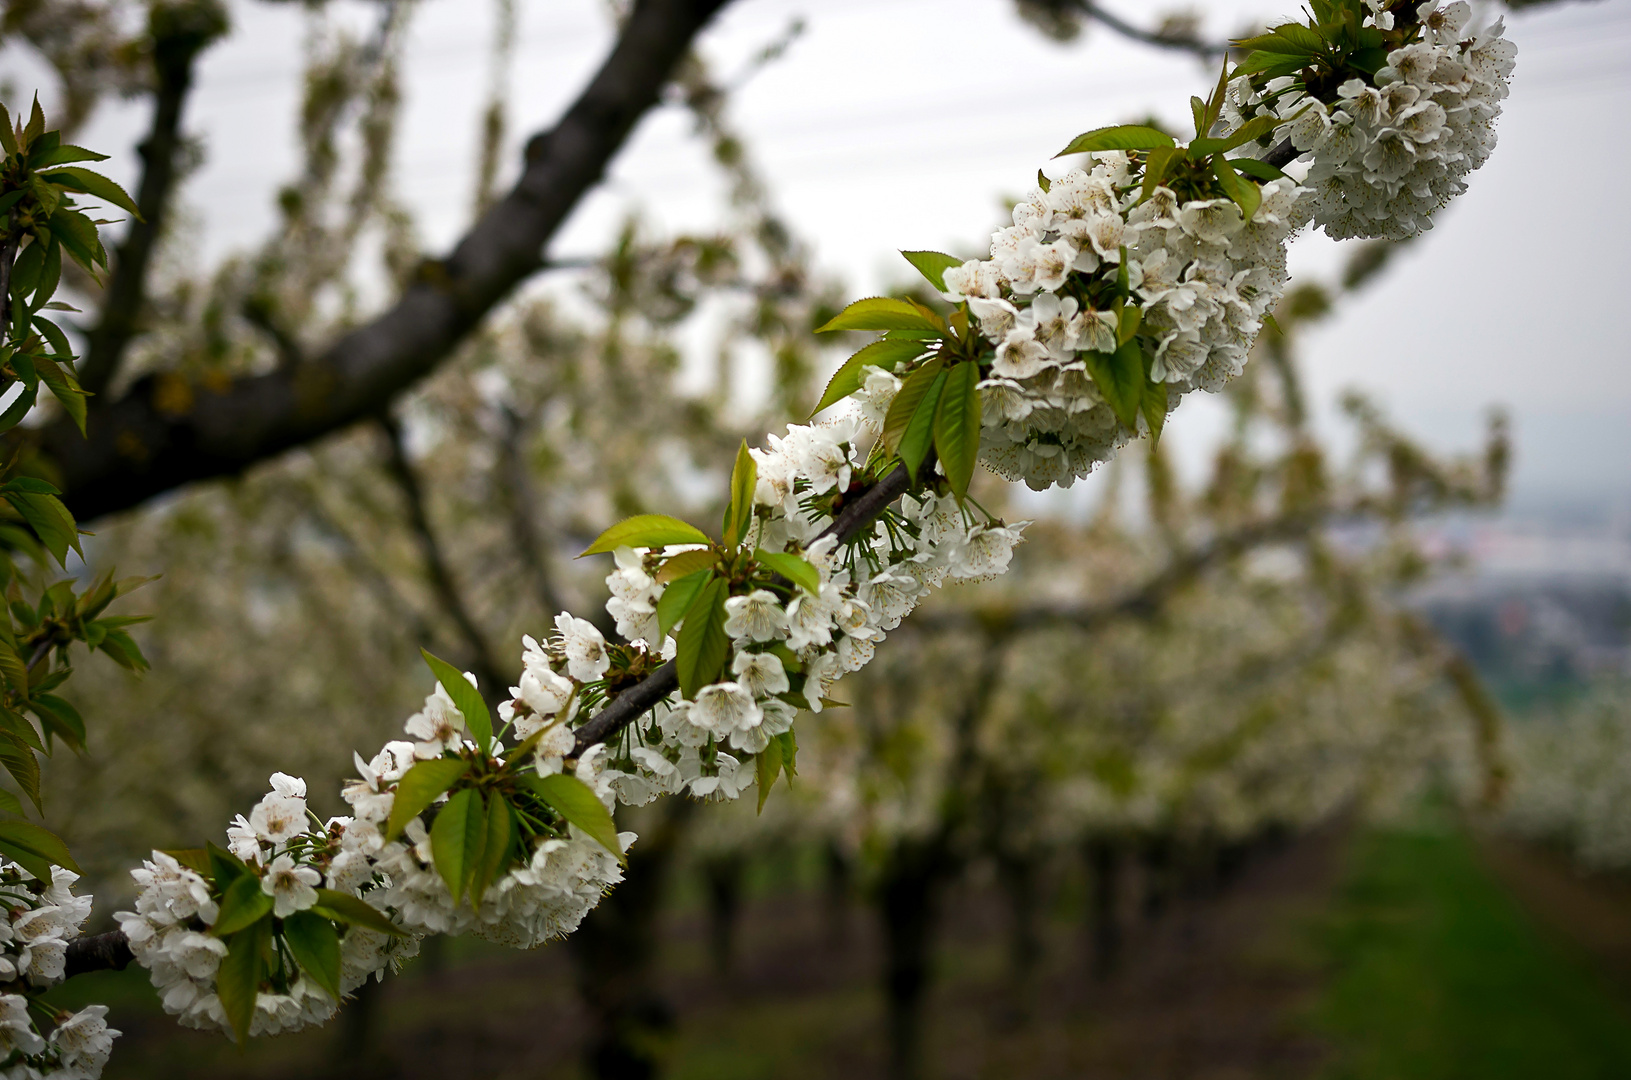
41,0,733,524
77,1,228,397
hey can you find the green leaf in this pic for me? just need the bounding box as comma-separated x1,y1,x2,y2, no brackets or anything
932,361,982,500
45,208,104,275
1211,156,1261,223
895,367,948,484
815,297,942,335
881,355,946,460
1117,304,1143,346
217,919,270,1046
472,791,514,905
0,642,29,700
1055,124,1175,158
776,729,798,779
1229,157,1288,182
282,910,342,1002
675,576,730,698
311,889,409,937
0,741,41,814
420,648,491,754
525,773,624,864
207,841,249,889
1142,376,1170,444
656,568,712,641
40,167,139,218
899,250,963,293
1234,24,1324,54
4,491,80,566
30,145,109,167
212,872,274,937
754,550,820,596
29,692,82,750
755,739,783,814
0,820,79,874
161,848,213,876
655,548,717,585
580,514,712,557
0,384,39,439
1082,342,1146,430
810,337,927,417
33,358,86,437
1141,146,1184,201
0,789,23,817
430,787,483,905
722,440,757,549
0,708,43,754
95,628,149,673
1231,51,1308,80
1035,169,1051,193
0,839,51,882
384,758,471,841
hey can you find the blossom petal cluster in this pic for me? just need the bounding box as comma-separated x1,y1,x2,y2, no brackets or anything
939,153,1303,490
1235,2,1514,240
0,861,117,1079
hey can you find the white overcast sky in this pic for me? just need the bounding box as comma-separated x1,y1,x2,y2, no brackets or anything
12,0,1631,521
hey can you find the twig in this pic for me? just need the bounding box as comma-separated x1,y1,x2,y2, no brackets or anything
1075,1,1230,60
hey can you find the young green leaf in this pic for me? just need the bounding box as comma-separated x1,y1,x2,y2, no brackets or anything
722,440,758,548
1141,146,1184,201
899,250,963,293
0,740,42,814
207,841,249,889
526,773,624,864
775,729,798,778
1211,156,1261,223
1055,124,1175,158
579,514,711,557
472,791,514,905
0,789,23,818
311,888,409,937
282,910,343,1002
1142,377,1170,444
161,848,213,876
655,548,717,585
754,550,821,596
933,361,982,500
32,358,85,436
675,576,730,698
1229,157,1288,182
212,872,274,937
755,739,783,814
1117,303,1143,346
1035,169,1051,194
815,297,943,335
0,821,79,873
40,167,140,218
0,839,50,882
656,568,712,641
31,145,109,167
881,356,946,460
384,758,471,841
217,919,270,1046
430,786,483,905
420,648,492,753
810,337,927,417
1082,342,1146,430
895,367,948,484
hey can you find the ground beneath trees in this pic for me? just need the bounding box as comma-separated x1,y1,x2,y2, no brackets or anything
56,817,1631,1080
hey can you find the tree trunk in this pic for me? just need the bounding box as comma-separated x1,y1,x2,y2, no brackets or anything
823,840,853,949
569,799,695,1080
876,838,944,1080
997,850,1042,1027
1085,835,1123,980
701,852,746,978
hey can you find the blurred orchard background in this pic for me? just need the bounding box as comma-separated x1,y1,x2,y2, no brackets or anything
4,0,1631,1077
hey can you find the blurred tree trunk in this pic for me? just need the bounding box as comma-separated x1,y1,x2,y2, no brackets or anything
569,798,695,1080
876,836,949,1080
701,852,746,978
1085,834,1123,979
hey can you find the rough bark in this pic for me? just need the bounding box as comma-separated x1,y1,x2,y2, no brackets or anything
42,0,733,524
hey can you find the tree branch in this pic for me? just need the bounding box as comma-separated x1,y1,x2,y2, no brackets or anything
378,413,510,703
41,0,733,524
77,1,228,397
1073,1,1229,60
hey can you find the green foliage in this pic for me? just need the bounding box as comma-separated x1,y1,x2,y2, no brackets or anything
811,338,926,417
754,551,820,596
676,576,731,698
1055,124,1176,157
523,773,624,863
420,648,492,752
580,513,712,556
217,918,270,1045
933,360,982,501
722,440,757,549
211,873,273,936
898,250,962,292
281,911,341,1003
430,786,485,905
384,757,471,841
815,297,943,335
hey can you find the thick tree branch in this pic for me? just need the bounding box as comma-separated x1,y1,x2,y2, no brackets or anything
1074,1,1229,59
42,0,733,524
64,930,133,978
78,1,228,397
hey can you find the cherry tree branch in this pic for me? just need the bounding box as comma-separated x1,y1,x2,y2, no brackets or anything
1073,1,1230,59
39,0,733,524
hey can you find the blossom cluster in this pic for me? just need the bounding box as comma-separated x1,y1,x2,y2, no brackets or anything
1237,1,1515,240
939,155,1304,490
0,862,118,1080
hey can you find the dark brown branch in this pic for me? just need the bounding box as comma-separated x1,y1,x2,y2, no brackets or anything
78,1,228,397
573,463,916,757
64,930,133,978
1074,1,1229,59
378,413,510,703
41,0,733,524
